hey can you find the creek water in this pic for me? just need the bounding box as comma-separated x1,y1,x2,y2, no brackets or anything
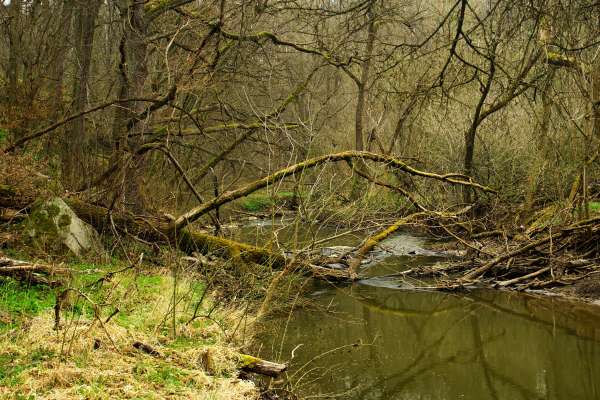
239,219,600,399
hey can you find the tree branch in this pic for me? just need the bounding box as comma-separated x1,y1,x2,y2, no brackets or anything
174,150,496,230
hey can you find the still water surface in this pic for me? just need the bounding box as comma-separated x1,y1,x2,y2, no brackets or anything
264,283,600,399
244,222,600,399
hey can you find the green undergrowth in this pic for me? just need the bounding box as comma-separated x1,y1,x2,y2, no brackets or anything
585,201,600,213
0,257,259,399
525,201,600,236
0,280,55,331
239,191,296,212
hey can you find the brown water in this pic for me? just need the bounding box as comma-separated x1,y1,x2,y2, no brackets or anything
243,222,600,399
262,283,600,399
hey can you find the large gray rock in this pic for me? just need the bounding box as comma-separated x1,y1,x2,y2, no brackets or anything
25,197,104,257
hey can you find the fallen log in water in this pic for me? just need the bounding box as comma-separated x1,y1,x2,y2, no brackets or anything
238,354,287,378
0,190,353,281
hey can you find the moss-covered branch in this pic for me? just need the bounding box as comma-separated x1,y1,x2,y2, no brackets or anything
216,27,360,83
347,212,429,275
174,151,496,230
545,51,585,71
176,122,299,137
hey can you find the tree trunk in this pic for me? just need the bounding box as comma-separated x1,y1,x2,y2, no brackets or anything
354,1,376,152
47,0,74,120
524,69,555,215
110,0,149,211
62,0,101,189
592,62,600,140
463,62,495,203
351,2,376,198
6,0,22,107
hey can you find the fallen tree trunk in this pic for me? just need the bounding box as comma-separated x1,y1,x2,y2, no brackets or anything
174,150,495,230
0,257,71,287
348,212,428,275
1,190,352,280
238,354,287,378
134,341,286,378
346,207,474,275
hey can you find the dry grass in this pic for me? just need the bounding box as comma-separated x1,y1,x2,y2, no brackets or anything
0,264,260,400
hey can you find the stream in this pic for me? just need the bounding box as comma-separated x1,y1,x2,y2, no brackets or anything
239,218,600,399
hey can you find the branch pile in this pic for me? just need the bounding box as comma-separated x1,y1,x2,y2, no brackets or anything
411,216,600,291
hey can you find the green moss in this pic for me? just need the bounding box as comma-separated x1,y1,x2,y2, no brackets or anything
238,354,260,368
144,0,170,13
25,203,61,249
526,203,565,234
58,213,71,228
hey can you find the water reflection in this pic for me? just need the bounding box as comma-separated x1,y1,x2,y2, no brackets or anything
264,284,600,399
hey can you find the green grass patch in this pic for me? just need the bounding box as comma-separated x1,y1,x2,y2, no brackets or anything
586,201,600,213
0,279,56,326
241,194,274,212
134,360,192,390
240,191,297,212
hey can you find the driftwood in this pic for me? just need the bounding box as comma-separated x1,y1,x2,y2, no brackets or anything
0,257,71,287
347,212,428,275
238,354,287,378
398,215,600,292
134,341,286,378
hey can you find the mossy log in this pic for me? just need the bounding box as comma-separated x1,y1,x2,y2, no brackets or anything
348,212,428,274
0,192,351,280
175,150,495,230
238,354,287,377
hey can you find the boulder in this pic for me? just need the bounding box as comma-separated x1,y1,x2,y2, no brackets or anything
25,197,104,257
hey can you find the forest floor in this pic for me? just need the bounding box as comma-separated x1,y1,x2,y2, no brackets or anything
0,252,265,400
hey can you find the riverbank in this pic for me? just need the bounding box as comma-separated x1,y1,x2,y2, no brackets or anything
0,256,270,399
